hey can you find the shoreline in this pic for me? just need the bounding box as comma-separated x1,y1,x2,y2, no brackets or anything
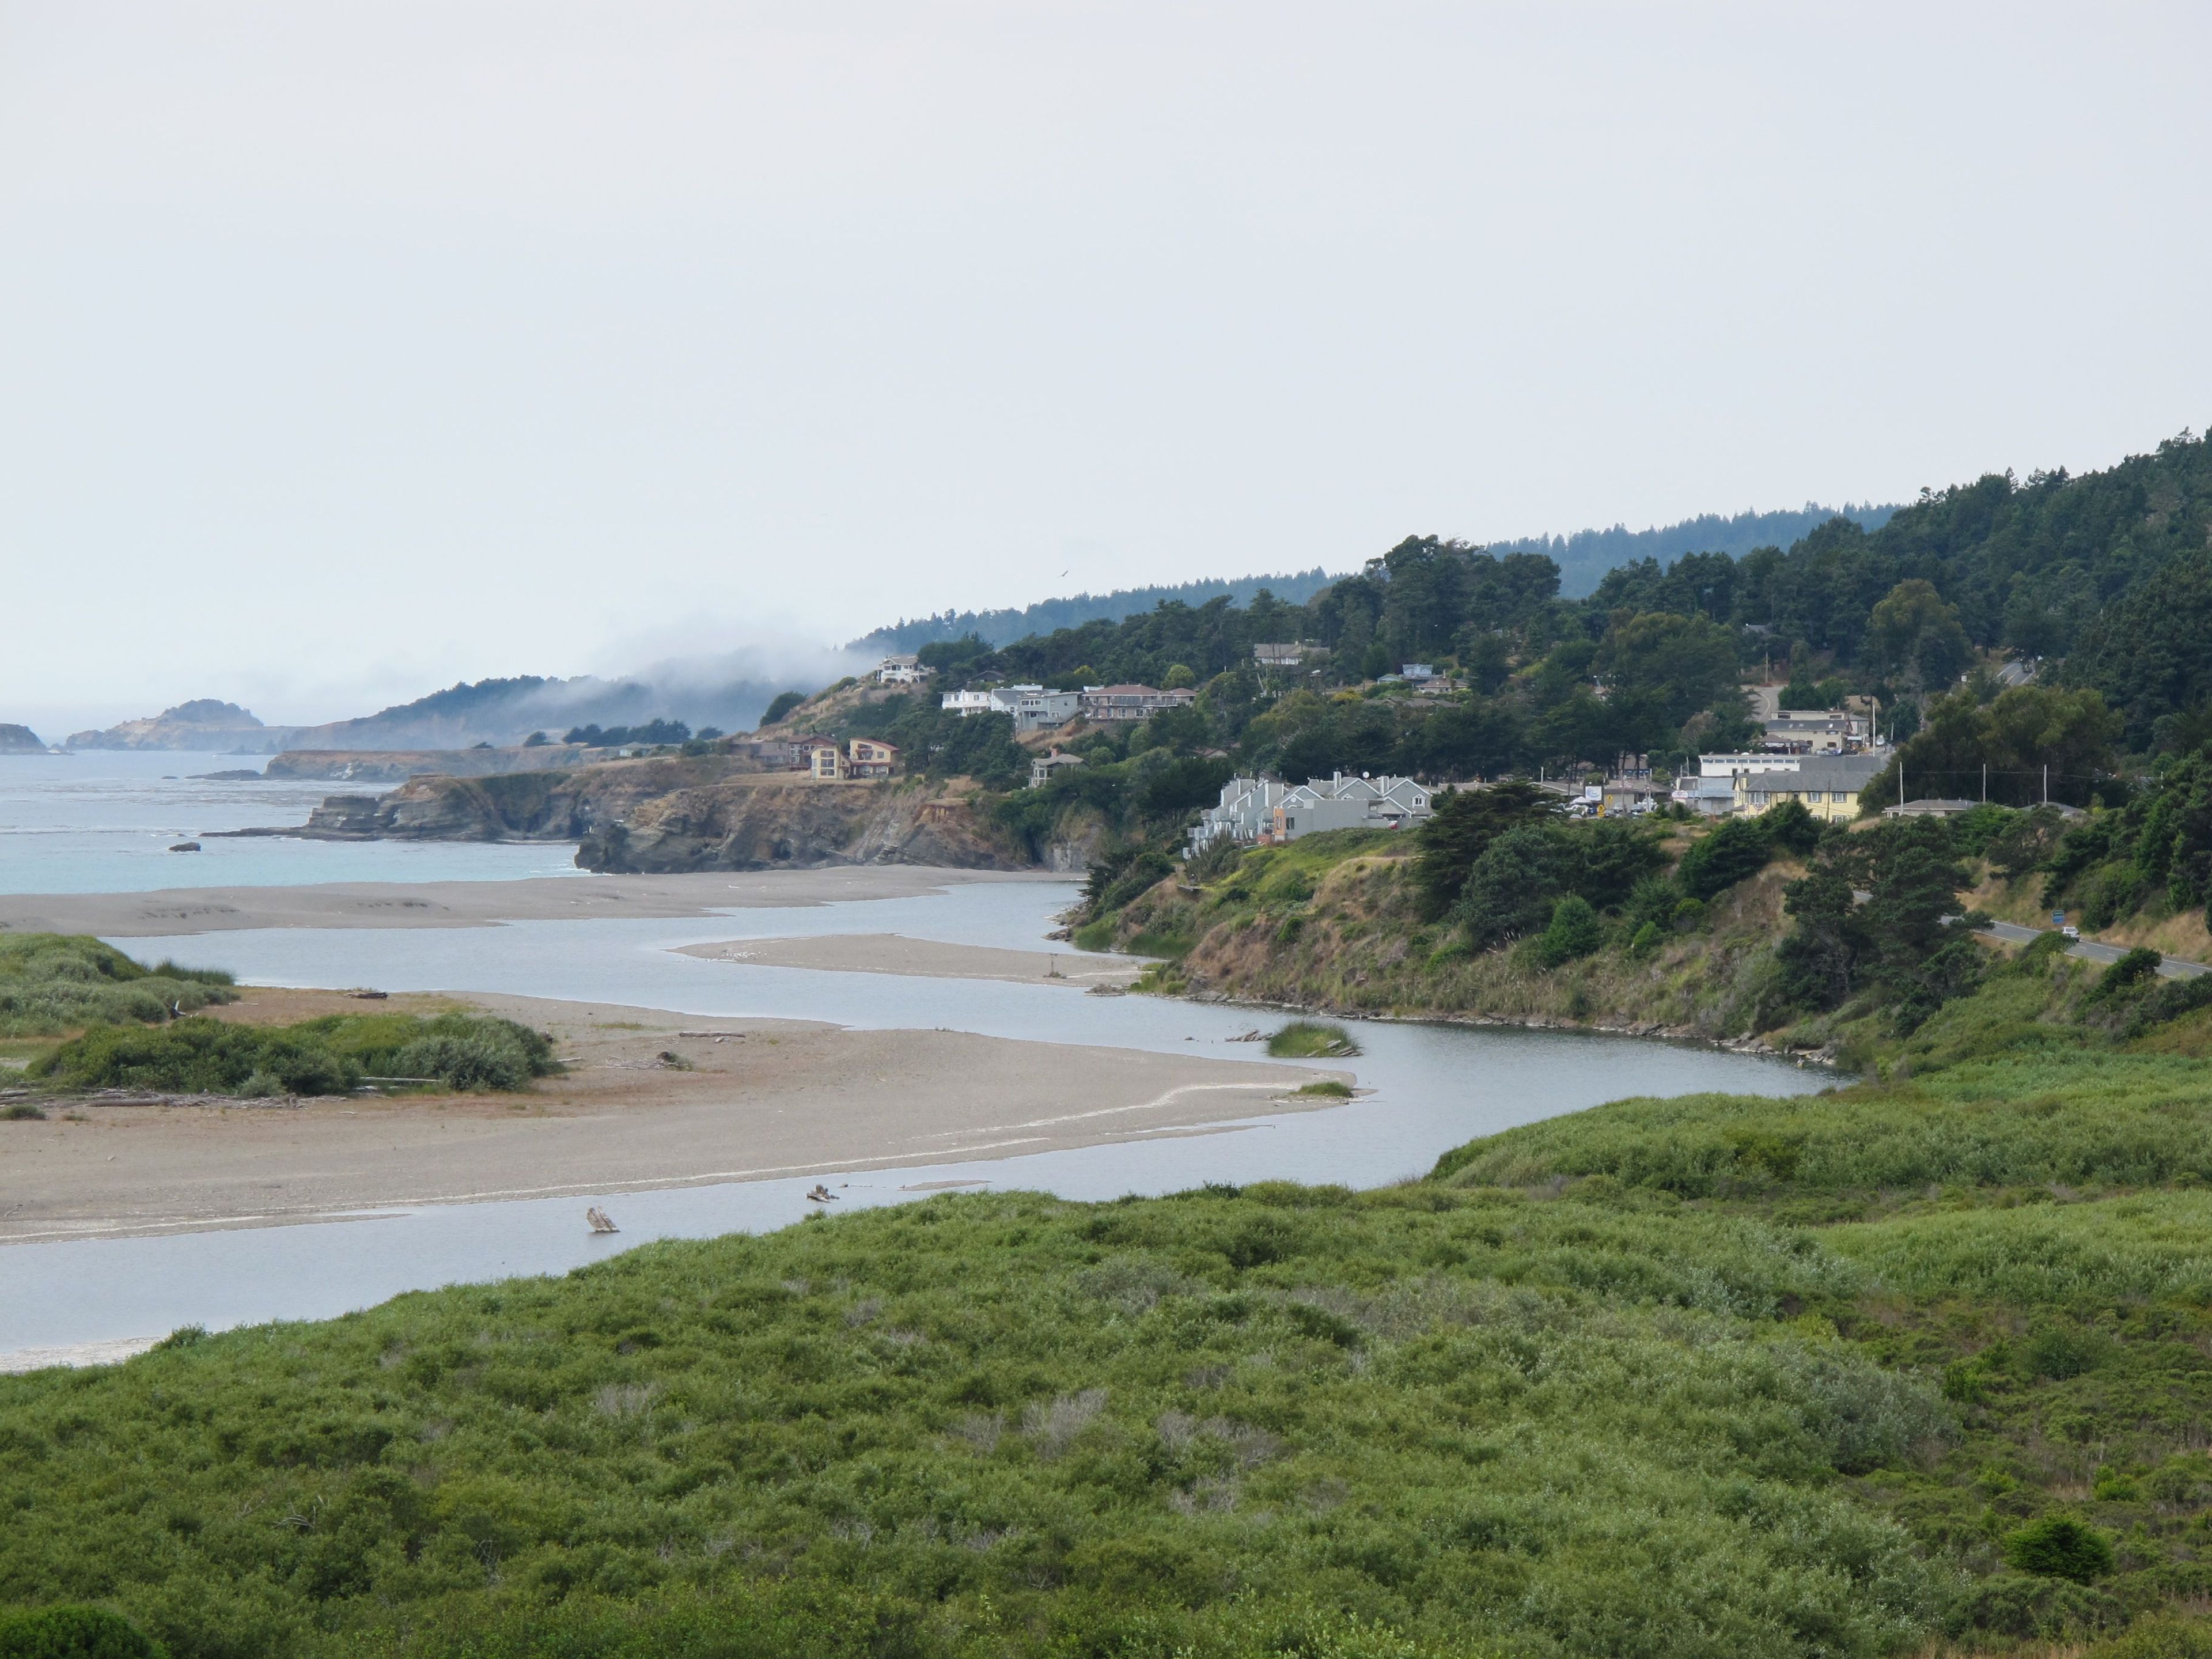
0,866,1065,937
1180,988,1843,1068
0,990,1340,1245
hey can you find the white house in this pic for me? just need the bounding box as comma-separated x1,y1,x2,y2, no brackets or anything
1272,774,1433,841
1188,776,1289,854
876,655,927,685
940,688,997,717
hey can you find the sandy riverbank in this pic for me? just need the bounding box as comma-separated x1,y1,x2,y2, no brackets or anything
0,989,1340,1243
680,933,1147,988
0,866,1058,938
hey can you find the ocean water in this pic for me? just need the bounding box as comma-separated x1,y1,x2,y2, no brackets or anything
0,751,582,894
1,877,1833,1360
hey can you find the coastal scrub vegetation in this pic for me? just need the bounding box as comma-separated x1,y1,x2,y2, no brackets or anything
1263,1021,1360,1059
27,1009,559,1097
0,933,234,1039
13,1050,2212,1653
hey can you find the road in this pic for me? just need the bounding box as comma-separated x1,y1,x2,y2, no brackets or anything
1976,919,2209,980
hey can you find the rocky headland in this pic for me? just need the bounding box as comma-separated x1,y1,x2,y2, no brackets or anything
65,699,276,752
264,745,594,783
230,756,1040,873
0,723,47,754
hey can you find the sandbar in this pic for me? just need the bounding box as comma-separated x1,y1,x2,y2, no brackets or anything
0,866,1060,938
681,933,1147,988
0,990,1343,1244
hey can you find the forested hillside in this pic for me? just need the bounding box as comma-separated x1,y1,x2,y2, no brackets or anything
865,432,2207,802
1495,501,1895,596
853,572,1342,654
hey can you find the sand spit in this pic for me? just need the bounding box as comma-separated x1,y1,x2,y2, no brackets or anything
681,933,1148,988
0,866,1060,938
0,993,1340,1244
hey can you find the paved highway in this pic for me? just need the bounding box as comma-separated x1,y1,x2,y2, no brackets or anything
1976,919,2208,980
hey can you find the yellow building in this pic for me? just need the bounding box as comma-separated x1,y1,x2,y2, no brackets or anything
1734,755,1885,823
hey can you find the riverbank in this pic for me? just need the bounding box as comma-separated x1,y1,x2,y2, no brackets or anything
679,933,1149,988
0,987,1331,1244
0,866,1056,937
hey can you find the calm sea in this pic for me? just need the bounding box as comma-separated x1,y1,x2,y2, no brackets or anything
0,750,580,895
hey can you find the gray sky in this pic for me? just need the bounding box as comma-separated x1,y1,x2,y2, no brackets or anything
4,2,2208,732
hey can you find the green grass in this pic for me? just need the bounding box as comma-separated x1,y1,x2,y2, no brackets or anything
1290,1080,1354,1098
0,1185,1948,1659
28,1011,558,1097
1266,1021,1362,1059
0,933,235,1038
13,1009,2212,1651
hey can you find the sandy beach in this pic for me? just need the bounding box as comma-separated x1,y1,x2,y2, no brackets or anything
681,933,1149,987
0,866,1057,938
0,988,1342,1243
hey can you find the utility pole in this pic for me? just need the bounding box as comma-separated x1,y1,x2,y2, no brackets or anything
2043,764,2048,806
1982,763,1987,804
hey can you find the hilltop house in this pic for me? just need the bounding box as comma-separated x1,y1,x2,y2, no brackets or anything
1031,751,1085,790
1080,685,1198,721
1272,774,1432,840
801,736,899,780
848,738,899,778
1188,776,1290,854
875,655,927,685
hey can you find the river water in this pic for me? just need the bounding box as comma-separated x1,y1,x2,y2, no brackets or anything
0,759,1830,1366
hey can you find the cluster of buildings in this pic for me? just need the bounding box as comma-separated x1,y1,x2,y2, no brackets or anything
1188,772,1434,854
752,738,898,783
940,682,1196,732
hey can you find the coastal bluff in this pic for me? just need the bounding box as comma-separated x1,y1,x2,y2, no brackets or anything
260,758,1029,872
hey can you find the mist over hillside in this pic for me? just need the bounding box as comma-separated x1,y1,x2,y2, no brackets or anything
851,570,1342,654
48,501,1903,753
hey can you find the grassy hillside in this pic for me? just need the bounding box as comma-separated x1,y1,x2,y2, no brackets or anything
1092,823,1817,1051
12,1008,2212,1654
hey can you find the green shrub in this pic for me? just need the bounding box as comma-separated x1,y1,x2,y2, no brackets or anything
1536,895,1603,967
2089,1616,2212,1657
0,934,236,1038
29,1012,556,1097
1627,921,1665,958
2003,1516,2115,1582
1677,818,1772,901
1266,1021,1361,1058
2088,946,2165,1003
0,1605,162,1658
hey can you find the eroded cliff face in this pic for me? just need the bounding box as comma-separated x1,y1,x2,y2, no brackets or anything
578,777,1016,872
290,759,1032,872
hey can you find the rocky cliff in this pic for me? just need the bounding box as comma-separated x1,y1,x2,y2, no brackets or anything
578,776,1013,872
262,757,1029,872
266,745,594,783
0,724,47,754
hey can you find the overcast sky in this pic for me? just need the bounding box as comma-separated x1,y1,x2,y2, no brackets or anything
3,2,2209,731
